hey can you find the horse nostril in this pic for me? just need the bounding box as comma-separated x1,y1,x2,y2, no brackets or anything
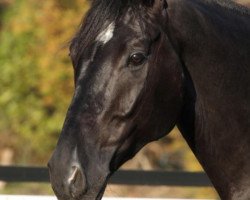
67,166,87,198
68,166,78,185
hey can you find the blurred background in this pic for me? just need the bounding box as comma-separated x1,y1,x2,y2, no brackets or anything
0,0,249,198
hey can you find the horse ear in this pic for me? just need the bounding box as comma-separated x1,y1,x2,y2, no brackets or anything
143,0,168,10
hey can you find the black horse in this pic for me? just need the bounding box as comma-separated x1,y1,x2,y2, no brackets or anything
48,0,250,199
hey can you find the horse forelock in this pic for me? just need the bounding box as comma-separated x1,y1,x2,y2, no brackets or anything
69,0,154,68
70,0,131,67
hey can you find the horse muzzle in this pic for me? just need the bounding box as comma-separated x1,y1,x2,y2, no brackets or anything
48,146,110,200
48,156,87,199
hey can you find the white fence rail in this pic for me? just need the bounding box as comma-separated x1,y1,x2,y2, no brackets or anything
0,196,212,200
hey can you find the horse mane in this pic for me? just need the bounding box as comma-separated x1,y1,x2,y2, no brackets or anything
69,0,249,67
203,0,250,15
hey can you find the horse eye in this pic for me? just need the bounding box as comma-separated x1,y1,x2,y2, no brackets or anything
128,53,146,66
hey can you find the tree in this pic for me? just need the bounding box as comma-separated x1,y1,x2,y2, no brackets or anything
0,0,89,164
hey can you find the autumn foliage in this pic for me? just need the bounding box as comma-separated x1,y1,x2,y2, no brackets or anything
0,0,89,164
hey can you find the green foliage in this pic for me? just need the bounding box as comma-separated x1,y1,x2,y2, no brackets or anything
0,0,89,164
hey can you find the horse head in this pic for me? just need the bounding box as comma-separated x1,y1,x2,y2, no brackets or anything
48,0,184,199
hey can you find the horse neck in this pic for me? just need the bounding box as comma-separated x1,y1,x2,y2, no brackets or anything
167,0,250,199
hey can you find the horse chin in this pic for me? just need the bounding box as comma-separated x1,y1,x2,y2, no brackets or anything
79,175,109,200
95,182,108,200
55,184,108,200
